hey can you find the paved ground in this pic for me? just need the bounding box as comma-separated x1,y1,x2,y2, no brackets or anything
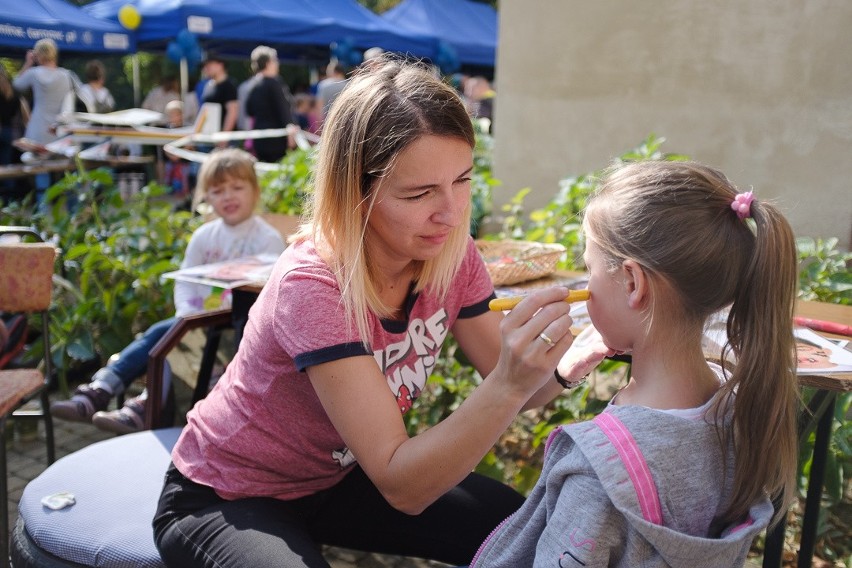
3,330,450,567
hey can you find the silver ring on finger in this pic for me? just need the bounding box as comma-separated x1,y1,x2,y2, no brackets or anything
538,332,555,347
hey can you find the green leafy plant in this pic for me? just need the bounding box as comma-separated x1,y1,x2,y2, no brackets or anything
797,237,852,305
470,122,499,236
489,134,688,269
258,147,316,215
1,166,198,393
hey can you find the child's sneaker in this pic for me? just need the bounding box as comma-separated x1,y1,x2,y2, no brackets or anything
91,395,146,435
50,385,112,422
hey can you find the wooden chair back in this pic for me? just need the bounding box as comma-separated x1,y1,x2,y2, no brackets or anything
0,242,56,313
260,212,301,241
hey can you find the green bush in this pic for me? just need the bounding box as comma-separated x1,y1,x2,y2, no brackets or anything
1,166,198,393
258,147,316,216
797,237,852,306
487,134,688,270
470,121,499,236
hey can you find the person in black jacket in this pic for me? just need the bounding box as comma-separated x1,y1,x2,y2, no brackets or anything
0,65,22,173
246,46,294,163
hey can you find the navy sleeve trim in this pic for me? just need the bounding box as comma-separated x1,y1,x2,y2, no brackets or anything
458,292,496,319
293,342,372,371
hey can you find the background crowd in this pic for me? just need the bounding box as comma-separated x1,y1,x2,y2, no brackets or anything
0,39,496,206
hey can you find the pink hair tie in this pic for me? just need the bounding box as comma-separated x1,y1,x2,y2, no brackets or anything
731,191,754,220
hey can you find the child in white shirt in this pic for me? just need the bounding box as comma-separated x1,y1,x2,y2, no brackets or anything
50,148,285,433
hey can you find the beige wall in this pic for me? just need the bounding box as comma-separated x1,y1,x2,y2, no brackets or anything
493,0,852,249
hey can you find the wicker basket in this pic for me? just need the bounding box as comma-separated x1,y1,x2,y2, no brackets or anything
475,240,566,286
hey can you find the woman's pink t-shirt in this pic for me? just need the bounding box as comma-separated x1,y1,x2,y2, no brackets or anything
172,236,494,500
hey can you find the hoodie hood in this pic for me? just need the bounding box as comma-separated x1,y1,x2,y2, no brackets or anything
472,403,772,568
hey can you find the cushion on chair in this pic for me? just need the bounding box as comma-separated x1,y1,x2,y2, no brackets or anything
0,368,44,416
0,243,57,312
16,428,182,568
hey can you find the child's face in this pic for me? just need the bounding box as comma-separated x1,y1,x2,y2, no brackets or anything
204,175,258,226
167,109,182,125
582,234,635,353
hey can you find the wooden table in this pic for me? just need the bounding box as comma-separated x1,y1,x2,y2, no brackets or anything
0,160,75,181
0,156,154,185
764,300,851,568
793,301,852,392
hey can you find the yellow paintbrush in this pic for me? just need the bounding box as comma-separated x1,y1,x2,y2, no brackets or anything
489,289,590,311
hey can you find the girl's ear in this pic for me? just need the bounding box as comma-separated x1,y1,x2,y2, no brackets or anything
621,259,648,310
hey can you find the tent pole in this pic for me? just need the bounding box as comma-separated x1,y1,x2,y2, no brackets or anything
180,58,189,104
132,54,141,107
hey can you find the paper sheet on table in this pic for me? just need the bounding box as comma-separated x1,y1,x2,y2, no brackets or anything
161,253,279,289
65,108,165,126
793,328,852,374
702,308,852,374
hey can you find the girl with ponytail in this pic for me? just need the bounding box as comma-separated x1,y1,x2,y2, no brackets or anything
473,160,798,567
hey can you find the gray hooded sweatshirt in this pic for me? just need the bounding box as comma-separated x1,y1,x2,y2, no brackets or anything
13,66,79,144
471,402,773,567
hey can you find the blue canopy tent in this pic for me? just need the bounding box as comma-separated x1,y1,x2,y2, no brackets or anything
0,0,134,55
83,0,437,62
261,0,437,57
381,0,497,68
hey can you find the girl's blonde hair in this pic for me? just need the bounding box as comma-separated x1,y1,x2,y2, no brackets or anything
296,55,475,345
193,147,260,210
585,160,798,527
33,39,58,64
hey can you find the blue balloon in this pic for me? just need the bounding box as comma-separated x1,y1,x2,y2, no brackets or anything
177,29,197,52
166,41,184,63
346,51,363,67
331,37,355,63
435,41,460,74
189,44,202,61
186,45,203,68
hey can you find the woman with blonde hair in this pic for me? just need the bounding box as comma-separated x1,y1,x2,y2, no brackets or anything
13,39,82,201
153,56,591,567
13,39,80,145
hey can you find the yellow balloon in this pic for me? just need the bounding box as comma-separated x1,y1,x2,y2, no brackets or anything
118,4,141,31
